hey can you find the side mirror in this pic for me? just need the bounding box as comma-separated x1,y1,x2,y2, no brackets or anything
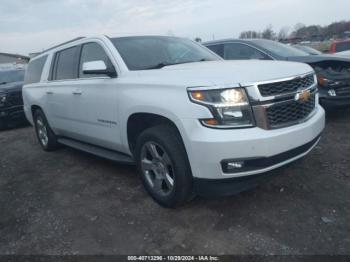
82,60,117,78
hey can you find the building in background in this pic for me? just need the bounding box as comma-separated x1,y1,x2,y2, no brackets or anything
0,52,29,65
0,53,29,70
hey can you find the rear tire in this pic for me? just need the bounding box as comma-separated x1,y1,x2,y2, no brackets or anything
33,109,59,151
135,125,194,208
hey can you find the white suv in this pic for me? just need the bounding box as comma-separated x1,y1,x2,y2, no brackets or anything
23,35,325,207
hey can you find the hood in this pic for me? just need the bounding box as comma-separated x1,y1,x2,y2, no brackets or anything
287,55,350,64
136,60,313,87
0,81,23,93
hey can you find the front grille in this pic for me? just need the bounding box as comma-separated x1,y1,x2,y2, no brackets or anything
266,93,316,128
336,86,350,96
258,74,314,97
7,91,23,106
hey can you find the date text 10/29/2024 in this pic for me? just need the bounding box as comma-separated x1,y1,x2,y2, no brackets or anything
127,256,220,261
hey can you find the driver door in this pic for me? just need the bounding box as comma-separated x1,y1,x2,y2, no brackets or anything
68,41,122,151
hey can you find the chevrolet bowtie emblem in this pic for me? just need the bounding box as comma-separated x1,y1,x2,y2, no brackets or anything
295,89,311,103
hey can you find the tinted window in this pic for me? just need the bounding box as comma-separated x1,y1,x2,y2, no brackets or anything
54,46,79,80
336,42,350,52
24,55,48,84
224,43,270,60
79,42,113,78
1,70,25,84
206,44,224,57
111,36,220,70
251,39,308,58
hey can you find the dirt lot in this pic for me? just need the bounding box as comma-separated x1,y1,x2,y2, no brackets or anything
0,109,349,255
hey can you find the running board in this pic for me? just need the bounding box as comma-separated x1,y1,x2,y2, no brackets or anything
58,138,134,164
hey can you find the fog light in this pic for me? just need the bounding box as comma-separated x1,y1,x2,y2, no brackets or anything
226,161,244,170
221,160,246,173
328,89,336,97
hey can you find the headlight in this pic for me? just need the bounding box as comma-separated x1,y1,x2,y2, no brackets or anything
0,94,7,107
317,76,342,87
188,87,255,128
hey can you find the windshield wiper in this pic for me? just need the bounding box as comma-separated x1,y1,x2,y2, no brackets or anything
144,62,170,70
143,59,210,70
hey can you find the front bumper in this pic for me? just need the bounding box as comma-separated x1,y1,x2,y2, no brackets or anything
181,105,325,180
320,96,350,108
319,87,350,108
193,135,320,197
0,105,27,126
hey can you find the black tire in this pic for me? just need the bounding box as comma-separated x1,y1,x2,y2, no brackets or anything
33,109,59,151
135,125,194,208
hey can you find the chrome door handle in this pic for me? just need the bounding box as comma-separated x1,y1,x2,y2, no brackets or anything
72,89,82,95
46,91,54,94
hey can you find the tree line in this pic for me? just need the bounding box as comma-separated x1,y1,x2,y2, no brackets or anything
239,20,350,41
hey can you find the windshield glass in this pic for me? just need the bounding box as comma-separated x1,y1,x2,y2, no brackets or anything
111,36,220,70
252,39,309,58
0,70,25,84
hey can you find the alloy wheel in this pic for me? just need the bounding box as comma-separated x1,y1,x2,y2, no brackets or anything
36,117,49,147
140,141,175,196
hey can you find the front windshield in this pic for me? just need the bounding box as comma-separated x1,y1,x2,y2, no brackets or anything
252,39,309,58
0,70,25,84
111,36,220,70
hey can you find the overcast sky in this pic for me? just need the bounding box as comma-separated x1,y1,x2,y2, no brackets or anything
1,0,349,55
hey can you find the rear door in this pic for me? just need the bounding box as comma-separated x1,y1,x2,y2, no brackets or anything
45,45,80,136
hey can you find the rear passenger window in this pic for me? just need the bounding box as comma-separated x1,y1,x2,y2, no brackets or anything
224,43,270,60
54,46,79,80
206,44,223,57
24,55,48,84
79,42,112,78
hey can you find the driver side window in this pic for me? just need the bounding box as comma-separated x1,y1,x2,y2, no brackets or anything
224,43,270,60
79,42,113,78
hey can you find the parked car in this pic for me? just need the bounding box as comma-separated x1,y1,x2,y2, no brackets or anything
335,50,350,58
204,39,350,108
329,39,350,53
23,36,325,207
293,45,322,55
0,67,27,129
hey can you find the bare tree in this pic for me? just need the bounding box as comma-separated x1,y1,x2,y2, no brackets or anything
194,37,202,43
294,23,306,32
278,26,290,40
239,30,260,39
261,25,276,40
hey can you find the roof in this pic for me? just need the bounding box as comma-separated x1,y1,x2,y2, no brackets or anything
38,37,86,55
35,35,188,58
0,52,29,60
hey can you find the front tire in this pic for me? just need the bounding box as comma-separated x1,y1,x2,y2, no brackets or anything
33,109,59,151
135,125,194,208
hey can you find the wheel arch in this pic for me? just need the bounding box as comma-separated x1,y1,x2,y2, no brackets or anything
126,112,186,156
31,104,43,116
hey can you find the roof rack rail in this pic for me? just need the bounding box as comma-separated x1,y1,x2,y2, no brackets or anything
39,37,85,54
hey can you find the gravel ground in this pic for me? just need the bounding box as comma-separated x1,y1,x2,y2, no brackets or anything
0,109,349,255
